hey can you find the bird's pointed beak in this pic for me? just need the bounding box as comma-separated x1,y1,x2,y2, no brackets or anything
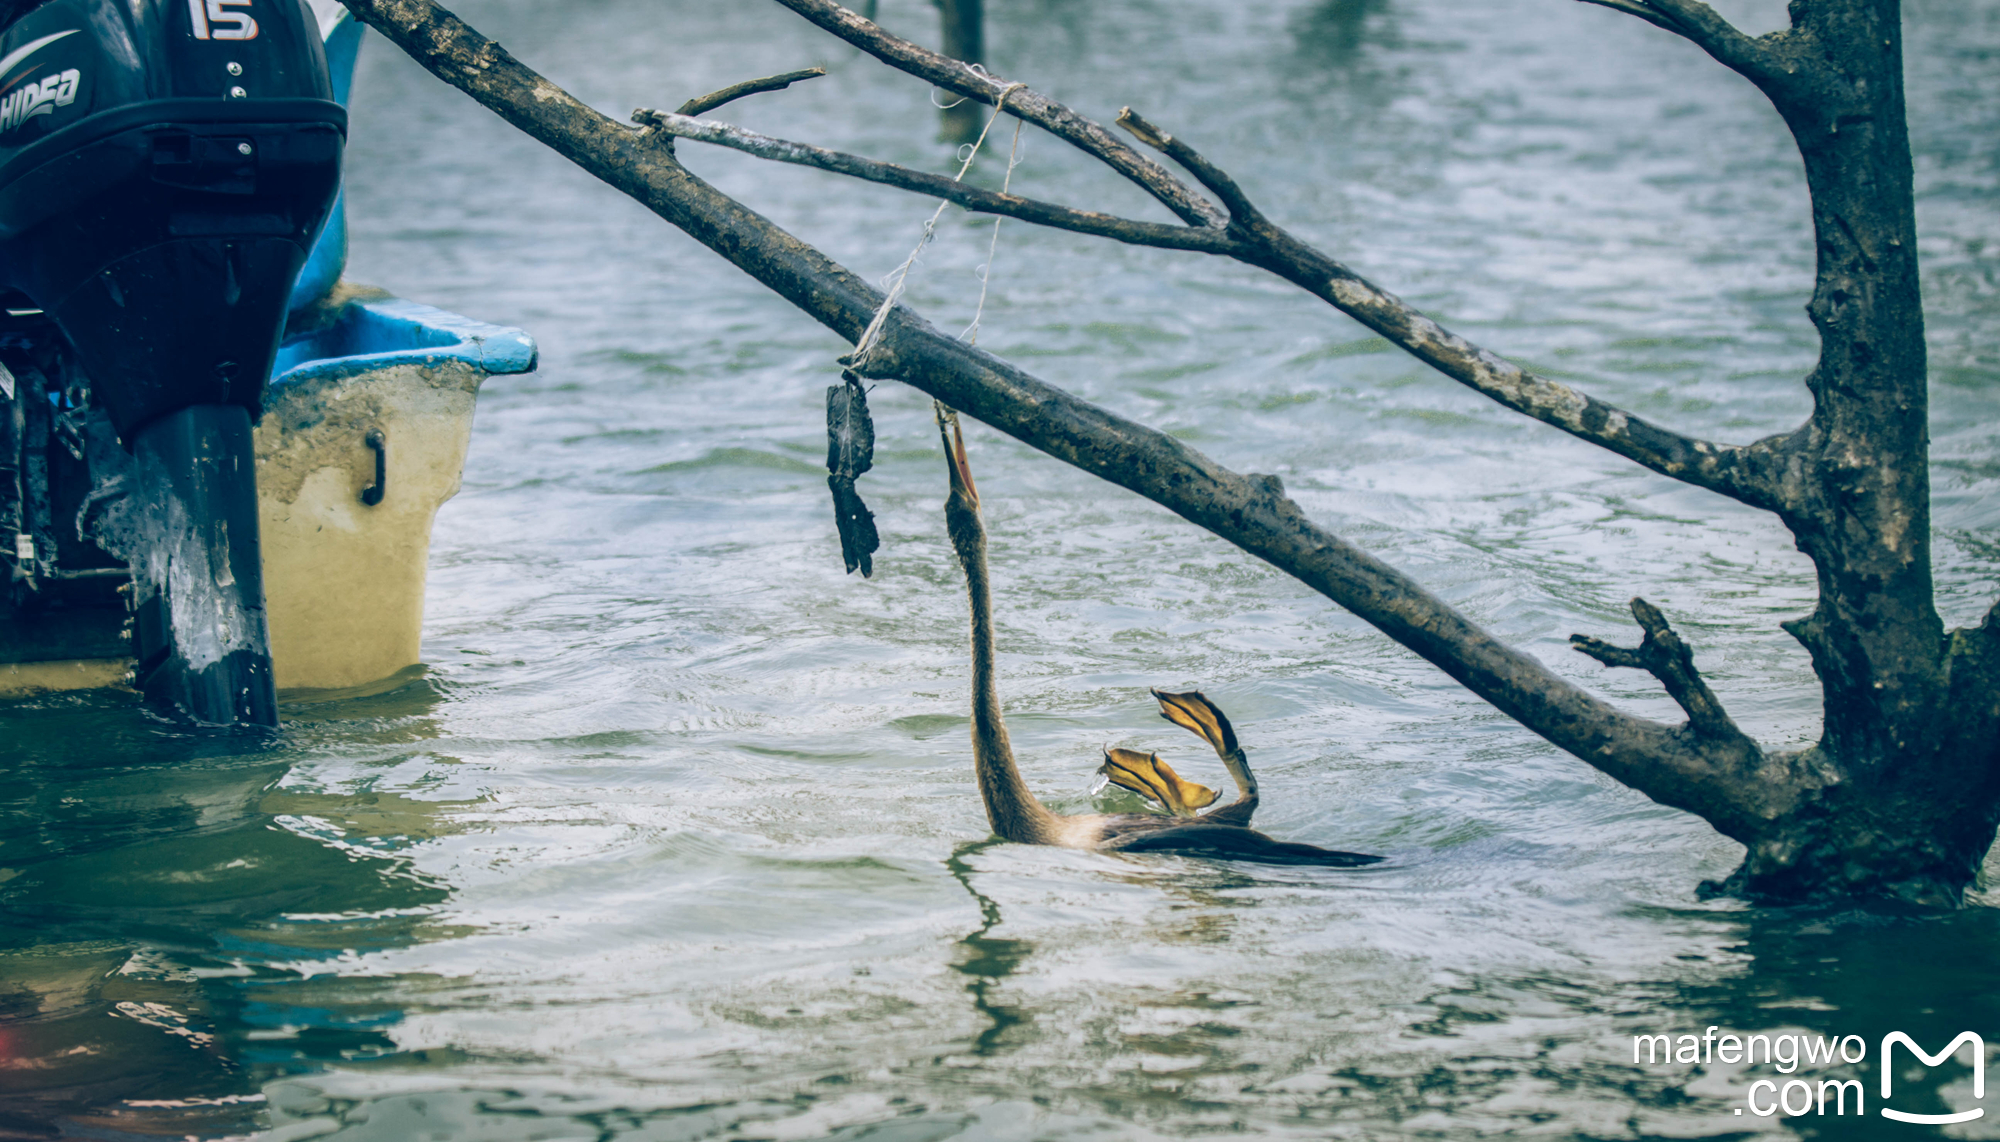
934,402,978,507
1100,747,1220,817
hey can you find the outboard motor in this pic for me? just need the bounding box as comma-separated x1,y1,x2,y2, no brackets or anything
0,0,342,725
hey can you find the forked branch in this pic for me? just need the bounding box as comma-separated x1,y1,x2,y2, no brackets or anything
765,0,1228,228
656,68,829,157
1572,598,1748,742
1114,109,1265,228
1572,0,1800,90
629,109,1239,254
1573,0,1684,34
646,91,1773,503
639,86,1776,516
677,66,826,117
710,5,1794,513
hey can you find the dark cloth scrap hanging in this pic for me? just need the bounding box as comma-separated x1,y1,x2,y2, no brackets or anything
825,371,880,577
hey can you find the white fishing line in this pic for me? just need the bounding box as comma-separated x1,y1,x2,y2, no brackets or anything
852,72,1027,363
961,114,1024,347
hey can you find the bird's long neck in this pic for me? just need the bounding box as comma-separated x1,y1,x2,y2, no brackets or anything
946,482,1060,844
1197,747,1260,826
1222,749,1259,806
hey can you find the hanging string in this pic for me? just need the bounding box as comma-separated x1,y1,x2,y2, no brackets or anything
962,116,1024,347
851,75,1028,364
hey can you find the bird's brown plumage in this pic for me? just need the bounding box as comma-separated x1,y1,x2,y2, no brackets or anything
935,404,1379,868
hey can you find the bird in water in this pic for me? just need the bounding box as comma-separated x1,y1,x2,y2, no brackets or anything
935,405,1381,868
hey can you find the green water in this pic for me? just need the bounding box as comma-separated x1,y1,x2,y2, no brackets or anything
5,0,1999,1137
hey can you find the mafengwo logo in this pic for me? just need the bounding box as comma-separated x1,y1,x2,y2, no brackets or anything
1633,1028,1986,1123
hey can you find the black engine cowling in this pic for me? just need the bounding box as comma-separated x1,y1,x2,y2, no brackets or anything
0,0,343,726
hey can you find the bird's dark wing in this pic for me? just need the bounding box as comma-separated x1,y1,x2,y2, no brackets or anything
1194,799,1256,829
1102,821,1382,868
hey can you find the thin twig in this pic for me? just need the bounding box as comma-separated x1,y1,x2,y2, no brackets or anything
1116,108,1266,227
1572,0,1684,34
1264,231,1786,508
1642,0,1763,51
766,0,1229,229
676,66,826,117
630,109,1239,254
1572,598,1748,742
1577,0,1792,87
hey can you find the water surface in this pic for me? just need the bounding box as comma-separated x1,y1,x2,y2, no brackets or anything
4,0,1999,1137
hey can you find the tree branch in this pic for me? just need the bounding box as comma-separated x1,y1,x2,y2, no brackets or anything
1104,105,1786,506
1641,0,1772,62
1115,109,1265,227
1572,0,1684,35
765,0,1229,229
676,66,825,117
630,109,1240,254
751,5,1789,510
338,0,1808,844
1575,0,1799,90
1572,598,1748,742
1254,230,1787,508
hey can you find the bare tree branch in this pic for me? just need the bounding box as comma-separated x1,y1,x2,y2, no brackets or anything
637,57,1783,512
640,78,1796,531
677,66,825,117
1641,0,1776,67
750,4,1790,511
765,0,1230,229
1572,598,1750,742
1572,0,1684,35
1115,109,1265,227
639,93,1783,516
1252,231,1790,509
339,0,1818,846
1103,106,1788,506
630,109,1239,254
1575,0,1800,90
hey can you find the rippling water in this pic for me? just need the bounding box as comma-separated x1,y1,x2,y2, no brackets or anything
5,0,1999,1137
